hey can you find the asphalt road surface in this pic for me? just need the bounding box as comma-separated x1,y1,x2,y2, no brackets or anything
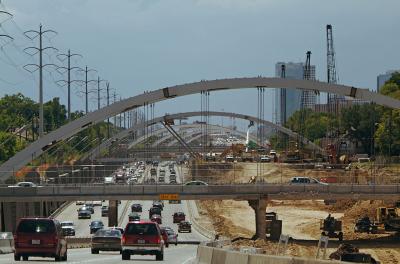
2,162,206,263
0,245,197,264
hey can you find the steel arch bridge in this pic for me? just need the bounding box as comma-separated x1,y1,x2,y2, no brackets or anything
1,77,399,181
81,111,320,161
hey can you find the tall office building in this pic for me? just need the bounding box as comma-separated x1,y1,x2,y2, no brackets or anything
275,62,316,125
377,70,398,92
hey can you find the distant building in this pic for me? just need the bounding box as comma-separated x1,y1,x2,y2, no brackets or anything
377,70,399,92
275,62,316,125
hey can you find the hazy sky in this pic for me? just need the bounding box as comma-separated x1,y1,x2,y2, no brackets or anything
0,0,399,129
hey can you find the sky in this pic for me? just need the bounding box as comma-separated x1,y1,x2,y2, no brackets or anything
0,0,399,131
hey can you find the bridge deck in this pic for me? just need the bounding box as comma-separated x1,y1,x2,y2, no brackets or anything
1,184,399,202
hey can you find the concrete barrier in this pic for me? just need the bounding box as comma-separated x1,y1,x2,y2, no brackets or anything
224,250,249,264
196,245,214,264
195,245,351,264
0,232,14,254
248,254,292,264
210,247,227,264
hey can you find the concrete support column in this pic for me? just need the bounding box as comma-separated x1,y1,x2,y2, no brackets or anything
1,202,16,232
248,198,267,239
108,200,118,227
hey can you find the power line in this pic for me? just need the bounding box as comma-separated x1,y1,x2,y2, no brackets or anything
56,49,83,120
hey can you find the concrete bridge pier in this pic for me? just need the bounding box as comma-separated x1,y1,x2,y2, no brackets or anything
108,200,118,227
248,198,267,239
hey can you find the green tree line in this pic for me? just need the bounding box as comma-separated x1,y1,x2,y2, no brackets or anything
0,93,117,164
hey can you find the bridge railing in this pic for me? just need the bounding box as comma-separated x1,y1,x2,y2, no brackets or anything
1,162,399,186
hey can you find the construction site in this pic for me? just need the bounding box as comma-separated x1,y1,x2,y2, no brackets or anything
186,161,400,264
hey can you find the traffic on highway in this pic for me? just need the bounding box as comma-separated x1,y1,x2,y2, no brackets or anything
1,161,206,263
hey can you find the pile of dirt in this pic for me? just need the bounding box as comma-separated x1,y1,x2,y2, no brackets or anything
199,200,253,238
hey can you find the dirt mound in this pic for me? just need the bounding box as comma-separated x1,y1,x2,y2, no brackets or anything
199,200,253,238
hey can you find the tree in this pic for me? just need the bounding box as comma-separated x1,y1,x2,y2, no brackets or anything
286,109,336,142
375,76,400,156
340,103,382,155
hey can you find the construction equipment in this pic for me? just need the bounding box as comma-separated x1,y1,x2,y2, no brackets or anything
320,215,343,241
265,212,282,241
354,216,378,234
283,141,302,163
376,206,400,231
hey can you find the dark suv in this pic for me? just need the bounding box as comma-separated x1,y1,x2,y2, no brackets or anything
131,203,142,213
89,221,104,234
121,220,164,261
14,218,68,261
149,207,162,218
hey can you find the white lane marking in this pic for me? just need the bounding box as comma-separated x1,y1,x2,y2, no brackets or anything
181,255,196,264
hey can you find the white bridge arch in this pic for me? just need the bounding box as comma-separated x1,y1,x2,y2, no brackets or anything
0,77,397,181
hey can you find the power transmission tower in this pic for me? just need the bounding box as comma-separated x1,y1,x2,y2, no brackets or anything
56,49,83,120
23,24,58,138
77,66,97,114
95,76,107,110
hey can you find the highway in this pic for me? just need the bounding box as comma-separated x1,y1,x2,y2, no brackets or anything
0,162,207,263
55,200,129,237
0,246,197,264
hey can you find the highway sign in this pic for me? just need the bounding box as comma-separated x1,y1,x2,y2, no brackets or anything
159,194,179,200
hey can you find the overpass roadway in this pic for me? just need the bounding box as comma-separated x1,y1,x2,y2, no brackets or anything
1,184,399,202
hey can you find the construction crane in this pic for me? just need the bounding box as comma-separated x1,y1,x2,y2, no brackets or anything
326,24,343,115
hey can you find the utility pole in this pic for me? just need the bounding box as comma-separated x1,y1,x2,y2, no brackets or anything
113,91,117,128
23,24,58,138
77,66,97,114
56,49,83,120
96,77,107,110
106,82,115,138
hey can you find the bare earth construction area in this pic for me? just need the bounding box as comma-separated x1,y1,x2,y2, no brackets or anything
194,162,400,264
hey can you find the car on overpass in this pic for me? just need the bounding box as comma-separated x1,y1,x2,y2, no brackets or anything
121,220,164,261
8,181,39,188
289,177,328,185
14,217,68,261
184,180,208,186
91,228,122,254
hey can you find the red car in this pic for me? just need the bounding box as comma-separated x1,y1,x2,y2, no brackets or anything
160,227,169,248
121,220,164,261
151,214,162,225
14,218,68,261
173,212,185,223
